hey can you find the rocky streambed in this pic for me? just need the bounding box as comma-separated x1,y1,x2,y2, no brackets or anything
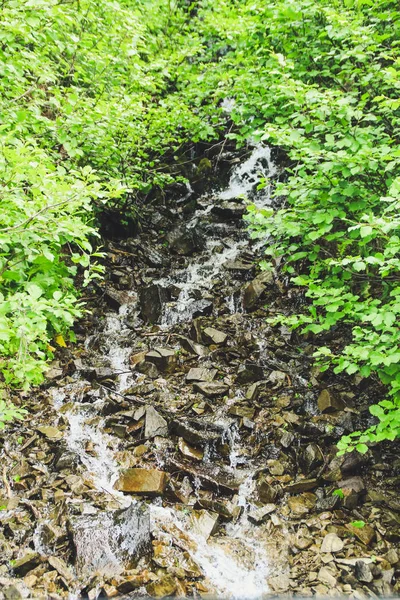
1,146,400,599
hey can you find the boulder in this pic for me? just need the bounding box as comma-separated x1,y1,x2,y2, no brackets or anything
114,468,168,495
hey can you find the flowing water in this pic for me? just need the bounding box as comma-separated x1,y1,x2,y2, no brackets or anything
50,145,282,597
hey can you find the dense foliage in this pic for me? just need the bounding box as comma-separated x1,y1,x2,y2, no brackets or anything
2,0,400,451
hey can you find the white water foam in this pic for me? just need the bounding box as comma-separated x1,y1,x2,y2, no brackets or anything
219,145,279,207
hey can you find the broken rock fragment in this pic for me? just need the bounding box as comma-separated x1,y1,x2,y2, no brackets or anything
114,468,168,495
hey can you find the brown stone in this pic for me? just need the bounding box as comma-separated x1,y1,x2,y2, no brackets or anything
346,523,376,546
114,468,168,495
318,389,346,413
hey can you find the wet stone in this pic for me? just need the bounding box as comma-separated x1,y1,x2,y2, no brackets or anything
355,560,373,583
284,478,318,493
145,347,177,373
36,425,63,440
167,225,204,255
236,362,264,384
190,509,219,539
257,476,279,504
114,468,168,495
138,284,168,323
169,419,222,446
12,553,41,577
178,438,204,461
318,567,337,587
300,443,324,475
315,495,341,512
242,279,267,311
211,200,246,220
318,389,346,413
346,523,376,546
146,574,177,598
248,504,276,524
228,403,255,419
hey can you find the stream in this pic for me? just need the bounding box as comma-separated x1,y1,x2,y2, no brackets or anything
48,145,283,597
0,146,398,600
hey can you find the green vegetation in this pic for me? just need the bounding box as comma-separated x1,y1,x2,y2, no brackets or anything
2,0,400,451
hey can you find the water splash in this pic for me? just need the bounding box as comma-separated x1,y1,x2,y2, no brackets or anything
220,145,279,207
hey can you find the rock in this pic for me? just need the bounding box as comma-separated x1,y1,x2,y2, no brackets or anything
36,425,63,440
318,567,337,587
346,523,376,546
202,327,228,346
71,504,150,579
12,552,40,576
195,499,236,521
338,476,365,493
145,347,177,373
4,586,23,600
146,575,177,598
100,285,133,309
315,495,341,512
138,284,169,323
178,438,204,461
179,336,208,357
300,443,324,474
167,456,240,494
385,549,399,565
257,476,279,504
48,556,73,582
288,493,316,516
116,572,152,594
242,279,267,311
318,389,346,413
355,560,373,583
236,362,264,384
190,510,219,539
141,245,168,268
186,367,217,382
280,431,295,448
248,504,276,524
225,261,255,277
212,201,246,220
145,406,168,438
245,381,268,402
321,533,344,553
284,478,318,493
136,359,159,378
114,468,168,495
228,403,255,419
170,419,222,446
167,225,204,255
268,573,290,592
191,298,214,319
193,382,229,398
